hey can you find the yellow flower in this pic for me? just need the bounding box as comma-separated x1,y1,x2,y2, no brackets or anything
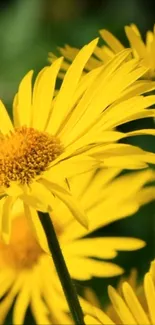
53,25,155,79
0,168,150,324
2,38,155,243
84,260,155,325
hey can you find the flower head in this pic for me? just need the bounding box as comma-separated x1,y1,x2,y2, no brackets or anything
0,126,63,187
84,259,155,325
0,168,151,324
2,38,155,242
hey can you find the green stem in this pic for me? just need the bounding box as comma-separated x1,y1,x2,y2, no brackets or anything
38,211,85,325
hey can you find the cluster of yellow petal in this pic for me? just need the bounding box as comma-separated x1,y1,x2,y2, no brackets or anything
0,168,153,324
84,260,155,325
1,37,155,243
52,24,155,79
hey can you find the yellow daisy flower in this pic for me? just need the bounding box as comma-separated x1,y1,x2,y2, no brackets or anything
0,168,150,324
53,24,155,79
2,38,155,243
84,259,155,325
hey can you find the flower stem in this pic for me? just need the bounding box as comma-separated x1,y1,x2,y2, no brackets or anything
38,211,85,325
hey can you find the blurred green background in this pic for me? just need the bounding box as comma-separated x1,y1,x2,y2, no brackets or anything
1,0,155,323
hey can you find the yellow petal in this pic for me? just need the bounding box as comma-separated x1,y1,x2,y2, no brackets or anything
59,44,79,62
13,93,20,127
0,100,13,134
62,199,143,244
5,182,23,197
82,299,114,324
122,282,150,324
101,168,154,199
67,258,123,280
64,238,117,260
88,201,140,232
0,294,15,323
64,130,125,156
47,38,98,134
0,272,15,298
55,187,87,229
118,80,155,101
130,24,141,36
85,307,115,325
22,181,55,212
24,204,50,254
101,96,155,130
44,156,98,183
13,275,31,325
0,196,16,244
40,259,68,310
31,275,51,325
77,168,120,209
60,202,139,244
94,44,114,62
15,70,33,127
85,315,102,325
136,186,155,206
32,57,63,130
84,287,101,309
144,273,155,324
60,50,132,145
100,29,125,53
126,128,155,137
43,282,73,324
125,26,147,58
59,66,102,141
0,273,25,324
64,237,145,260
32,67,47,105
108,286,136,324
89,143,155,168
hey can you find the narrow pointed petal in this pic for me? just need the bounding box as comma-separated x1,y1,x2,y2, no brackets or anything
0,100,13,134
108,286,136,324
144,273,155,324
24,203,50,254
100,29,125,53
47,38,98,134
0,196,16,244
14,71,33,127
32,57,63,130
13,276,31,325
122,282,150,324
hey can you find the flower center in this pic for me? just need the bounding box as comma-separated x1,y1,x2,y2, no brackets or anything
0,126,63,187
0,215,43,269
0,201,65,269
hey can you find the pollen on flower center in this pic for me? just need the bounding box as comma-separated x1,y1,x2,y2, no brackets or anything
0,126,63,187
